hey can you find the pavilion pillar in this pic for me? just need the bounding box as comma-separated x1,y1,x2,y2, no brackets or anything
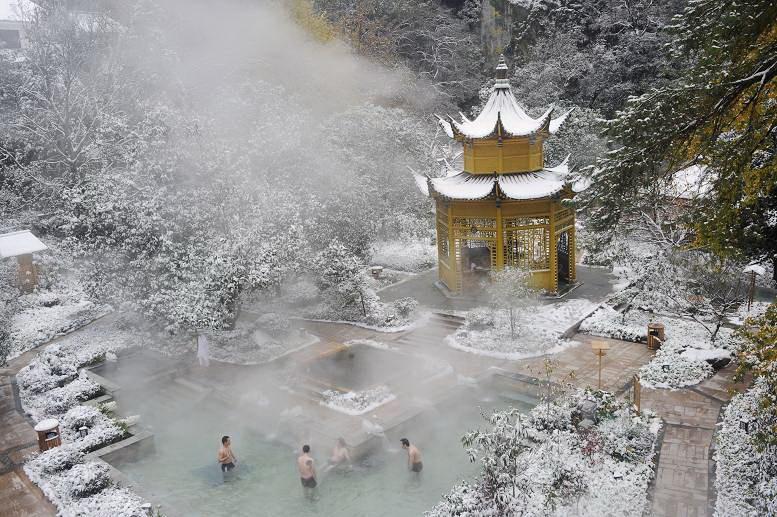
548,202,558,294
447,202,458,293
495,202,504,270
569,224,577,283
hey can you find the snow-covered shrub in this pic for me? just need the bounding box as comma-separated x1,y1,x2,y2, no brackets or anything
17,318,138,420
60,405,126,453
36,444,85,475
391,297,418,320
466,307,495,330
429,389,660,517
579,305,646,342
256,312,290,337
598,415,656,464
715,380,777,516
63,462,112,498
24,376,102,420
639,343,714,389
68,487,149,517
320,385,396,415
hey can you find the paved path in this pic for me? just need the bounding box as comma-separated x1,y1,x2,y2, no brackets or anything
642,366,749,517
0,349,57,517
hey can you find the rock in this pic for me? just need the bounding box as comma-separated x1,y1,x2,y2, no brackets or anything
708,357,731,371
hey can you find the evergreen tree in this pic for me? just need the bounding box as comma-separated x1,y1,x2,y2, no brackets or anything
586,0,777,279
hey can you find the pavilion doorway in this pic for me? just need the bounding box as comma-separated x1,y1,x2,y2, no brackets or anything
557,231,570,285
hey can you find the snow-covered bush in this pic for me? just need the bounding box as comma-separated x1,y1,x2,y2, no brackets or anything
465,307,495,330
60,405,126,453
68,487,149,517
715,380,777,516
428,388,660,516
64,462,112,498
23,376,103,421
256,312,290,337
639,343,715,389
579,305,646,342
320,385,396,415
37,444,85,475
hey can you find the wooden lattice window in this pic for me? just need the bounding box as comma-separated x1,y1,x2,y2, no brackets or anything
503,216,550,271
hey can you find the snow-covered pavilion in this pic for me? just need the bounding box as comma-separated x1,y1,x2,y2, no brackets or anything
412,56,578,294
0,229,47,291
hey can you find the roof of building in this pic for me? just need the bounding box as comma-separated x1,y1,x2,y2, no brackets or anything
413,157,577,201
0,230,48,258
664,164,713,200
437,56,572,140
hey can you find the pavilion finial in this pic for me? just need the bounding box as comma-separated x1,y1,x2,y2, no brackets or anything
495,54,509,88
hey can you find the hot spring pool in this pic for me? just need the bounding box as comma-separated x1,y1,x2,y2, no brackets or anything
113,390,534,517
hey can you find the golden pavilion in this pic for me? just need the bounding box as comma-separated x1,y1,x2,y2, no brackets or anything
413,56,578,295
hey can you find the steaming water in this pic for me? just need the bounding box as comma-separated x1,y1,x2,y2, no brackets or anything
115,391,533,516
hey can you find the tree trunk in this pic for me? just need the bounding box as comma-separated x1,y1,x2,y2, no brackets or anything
509,307,515,339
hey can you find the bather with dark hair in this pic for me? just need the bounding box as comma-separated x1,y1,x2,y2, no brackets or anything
401,438,423,473
298,444,317,491
218,435,237,473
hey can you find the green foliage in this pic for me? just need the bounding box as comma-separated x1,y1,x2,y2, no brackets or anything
585,0,777,276
737,303,777,446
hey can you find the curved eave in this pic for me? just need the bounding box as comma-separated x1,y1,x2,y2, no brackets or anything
429,173,496,200
423,156,576,201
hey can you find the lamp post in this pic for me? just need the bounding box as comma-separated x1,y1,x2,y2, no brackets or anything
591,341,610,390
633,374,641,414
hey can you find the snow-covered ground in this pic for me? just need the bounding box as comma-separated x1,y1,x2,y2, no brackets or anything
7,285,110,360
428,389,661,516
447,299,598,360
580,305,740,389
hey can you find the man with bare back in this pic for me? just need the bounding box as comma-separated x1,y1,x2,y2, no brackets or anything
218,435,237,473
298,444,317,491
400,438,422,473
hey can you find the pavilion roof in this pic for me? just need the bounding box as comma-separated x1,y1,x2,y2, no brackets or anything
0,230,48,258
412,157,579,201
436,56,572,140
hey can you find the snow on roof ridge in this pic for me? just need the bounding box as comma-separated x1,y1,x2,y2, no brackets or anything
550,108,574,134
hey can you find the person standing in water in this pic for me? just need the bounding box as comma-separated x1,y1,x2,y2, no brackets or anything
401,438,422,473
197,330,210,367
298,444,317,492
218,435,237,473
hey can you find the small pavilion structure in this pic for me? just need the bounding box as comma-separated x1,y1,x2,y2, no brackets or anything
0,230,48,292
413,56,578,295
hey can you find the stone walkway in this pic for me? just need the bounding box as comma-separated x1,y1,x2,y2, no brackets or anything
642,366,749,517
0,349,57,517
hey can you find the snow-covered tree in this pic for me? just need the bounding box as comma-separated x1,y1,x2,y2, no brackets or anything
586,0,777,281
485,267,537,338
314,240,375,318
